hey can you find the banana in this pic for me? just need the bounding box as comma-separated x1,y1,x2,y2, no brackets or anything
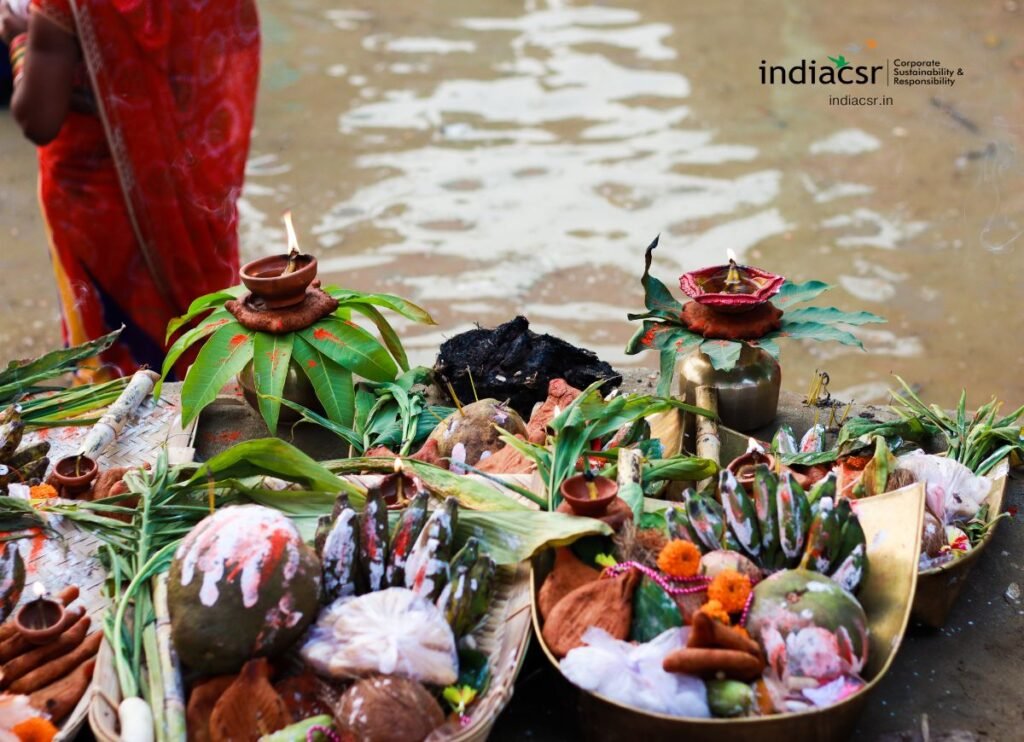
752,465,780,568
358,489,389,592
771,424,798,455
665,503,696,544
776,472,811,565
386,491,429,587
807,472,837,508
458,554,496,637
800,496,840,573
0,410,24,461
685,490,726,552
830,543,866,593
718,469,761,558
0,542,25,623
799,423,826,453
18,456,49,484
5,441,50,470
405,497,458,601
832,501,866,567
320,504,360,601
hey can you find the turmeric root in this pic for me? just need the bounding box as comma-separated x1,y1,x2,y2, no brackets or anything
10,628,102,694
662,648,764,682
29,656,96,722
0,613,90,689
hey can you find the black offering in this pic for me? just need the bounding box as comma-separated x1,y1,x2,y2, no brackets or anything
434,316,621,418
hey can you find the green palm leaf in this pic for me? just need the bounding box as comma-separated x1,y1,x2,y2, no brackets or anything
181,325,254,426
299,318,397,382
252,332,294,433
699,339,744,370
156,309,236,397
291,337,355,426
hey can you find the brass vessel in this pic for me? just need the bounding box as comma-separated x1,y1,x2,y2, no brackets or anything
678,346,780,431
237,358,322,426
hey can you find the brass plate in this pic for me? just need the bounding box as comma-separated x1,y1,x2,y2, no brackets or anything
530,484,925,741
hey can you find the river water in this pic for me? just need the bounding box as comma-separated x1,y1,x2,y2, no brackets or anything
1,0,1022,408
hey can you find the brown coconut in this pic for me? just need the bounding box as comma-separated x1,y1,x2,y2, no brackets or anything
542,570,640,658
335,676,444,742
699,550,763,581
427,399,527,466
538,547,601,621
921,511,945,558
209,658,290,742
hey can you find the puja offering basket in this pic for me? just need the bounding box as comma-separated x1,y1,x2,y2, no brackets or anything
530,482,925,741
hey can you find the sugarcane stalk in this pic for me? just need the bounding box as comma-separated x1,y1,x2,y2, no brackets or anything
694,385,720,490
153,574,186,742
79,370,160,459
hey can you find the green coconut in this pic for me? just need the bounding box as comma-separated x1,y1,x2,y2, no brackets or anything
746,569,869,663
168,505,321,674
427,398,527,466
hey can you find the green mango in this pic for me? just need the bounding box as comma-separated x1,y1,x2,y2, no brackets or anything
706,679,755,718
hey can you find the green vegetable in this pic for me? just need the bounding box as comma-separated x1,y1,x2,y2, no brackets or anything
706,679,754,718
259,715,336,742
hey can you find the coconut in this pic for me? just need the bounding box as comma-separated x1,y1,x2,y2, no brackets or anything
168,505,321,674
699,550,762,581
335,676,445,742
427,399,527,467
747,569,869,666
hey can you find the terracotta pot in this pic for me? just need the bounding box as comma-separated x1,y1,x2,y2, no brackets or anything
14,598,69,644
678,346,781,432
559,475,618,517
52,455,98,497
726,449,776,491
238,358,323,427
240,254,317,309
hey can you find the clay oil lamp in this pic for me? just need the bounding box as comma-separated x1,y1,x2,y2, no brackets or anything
240,210,318,309
678,249,785,315
559,471,618,518
51,454,98,498
727,441,776,491
14,583,71,645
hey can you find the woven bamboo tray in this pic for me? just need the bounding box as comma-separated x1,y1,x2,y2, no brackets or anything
90,474,538,742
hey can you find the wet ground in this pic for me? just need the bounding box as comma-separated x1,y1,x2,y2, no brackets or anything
2,1,1024,408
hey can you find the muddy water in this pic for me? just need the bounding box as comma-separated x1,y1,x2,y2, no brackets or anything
2,0,1023,407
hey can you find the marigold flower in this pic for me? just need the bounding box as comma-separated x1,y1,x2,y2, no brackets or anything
657,539,701,578
29,484,58,500
13,717,58,742
698,599,731,625
707,569,753,613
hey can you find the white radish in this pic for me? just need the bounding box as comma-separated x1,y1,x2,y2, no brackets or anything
118,697,155,742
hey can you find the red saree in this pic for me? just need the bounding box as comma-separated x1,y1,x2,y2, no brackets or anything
32,0,259,376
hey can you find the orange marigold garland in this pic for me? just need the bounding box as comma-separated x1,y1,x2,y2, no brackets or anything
707,569,753,614
656,539,701,578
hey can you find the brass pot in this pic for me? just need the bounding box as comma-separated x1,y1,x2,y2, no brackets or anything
237,358,323,426
678,346,780,432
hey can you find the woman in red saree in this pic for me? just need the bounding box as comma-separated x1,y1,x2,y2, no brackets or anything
8,0,259,377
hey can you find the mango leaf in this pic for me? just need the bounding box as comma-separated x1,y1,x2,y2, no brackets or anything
299,318,397,382
291,337,355,427
276,396,363,451
748,336,781,359
326,288,436,325
769,321,864,349
779,450,838,466
630,235,684,321
783,306,886,326
625,321,702,356
630,576,682,642
456,510,612,565
699,339,744,371
156,310,235,397
252,332,293,433
180,325,254,426
184,438,360,496
165,285,246,340
0,327,122,391
349,303,409,372
772,280,831,309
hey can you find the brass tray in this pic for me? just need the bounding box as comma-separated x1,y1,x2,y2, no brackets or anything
530,483,925,741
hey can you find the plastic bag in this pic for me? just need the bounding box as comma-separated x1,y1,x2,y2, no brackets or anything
560,626,710,718
897,451,990,522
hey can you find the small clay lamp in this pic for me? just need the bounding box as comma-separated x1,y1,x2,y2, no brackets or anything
240,211,317,309
375,460,421,509
559,472,618,517
14,583,69,645
726,447,776,491
52,454,98,498
679,249,785,315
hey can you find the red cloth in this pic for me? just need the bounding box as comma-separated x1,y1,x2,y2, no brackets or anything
33,0,259,375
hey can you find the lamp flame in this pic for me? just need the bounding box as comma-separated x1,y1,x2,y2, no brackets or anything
283,210,300,256
726,248,739,264
31,582,46,599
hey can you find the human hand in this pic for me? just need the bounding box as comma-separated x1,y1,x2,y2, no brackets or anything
0,4,29,46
